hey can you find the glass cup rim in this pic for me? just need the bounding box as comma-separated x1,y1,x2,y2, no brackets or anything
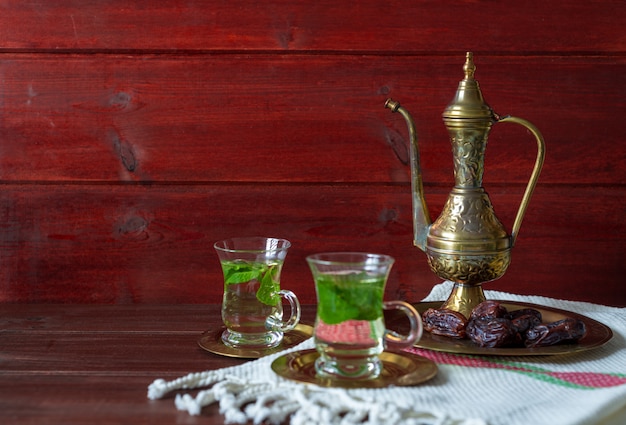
214,236,291,253
306,252,394,266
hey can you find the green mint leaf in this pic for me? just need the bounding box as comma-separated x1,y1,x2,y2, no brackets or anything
224,270,261,285
316,273,384,325
222,261,266,285
220,260,281,306
256,264,281,306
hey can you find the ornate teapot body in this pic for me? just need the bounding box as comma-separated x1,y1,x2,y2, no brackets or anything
385,52,545,318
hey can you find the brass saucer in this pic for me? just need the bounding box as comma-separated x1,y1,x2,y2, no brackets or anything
401,301,613,356
271,349,438,388
198,324,313,359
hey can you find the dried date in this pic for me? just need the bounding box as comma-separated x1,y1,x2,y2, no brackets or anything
470,300,508,321
505,308,542,334
525,318,587,348
467,318,522,348
422,308,468,338
423,300,586,350
505,308,542,321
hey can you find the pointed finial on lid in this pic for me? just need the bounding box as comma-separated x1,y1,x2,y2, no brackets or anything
463,52,476,80
442,52,493,120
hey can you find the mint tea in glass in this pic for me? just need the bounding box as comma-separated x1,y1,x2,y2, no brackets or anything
215,237,301,349
307,252,422,380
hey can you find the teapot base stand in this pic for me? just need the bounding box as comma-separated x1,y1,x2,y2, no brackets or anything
440,283,487,319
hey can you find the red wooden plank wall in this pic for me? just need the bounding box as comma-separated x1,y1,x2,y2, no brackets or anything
0,1,624,306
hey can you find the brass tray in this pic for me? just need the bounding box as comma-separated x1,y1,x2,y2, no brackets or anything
402,301,613,356
198,324,313,359
271,349,438,388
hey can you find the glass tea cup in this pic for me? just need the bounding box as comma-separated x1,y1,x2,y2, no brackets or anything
214,237,301,349
307,252,422,380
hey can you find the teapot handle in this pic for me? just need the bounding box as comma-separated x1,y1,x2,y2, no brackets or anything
496,116,546,246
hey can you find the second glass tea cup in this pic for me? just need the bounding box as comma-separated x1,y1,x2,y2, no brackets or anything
307,252,423,380
214,237,301,349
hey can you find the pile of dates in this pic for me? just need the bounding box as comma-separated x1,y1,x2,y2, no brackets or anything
422,300,586,348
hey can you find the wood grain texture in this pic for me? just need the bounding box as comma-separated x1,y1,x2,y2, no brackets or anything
1,1,624,53
0,184,623,306
0,304,318,424
0,1,624,306
2,375,225,425
0,55,624,185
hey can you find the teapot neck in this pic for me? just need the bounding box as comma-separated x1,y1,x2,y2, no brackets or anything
447,121,493,188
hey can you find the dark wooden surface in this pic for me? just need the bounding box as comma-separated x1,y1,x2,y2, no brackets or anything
2,304,625,425
0,2,624,306
0,304,316,424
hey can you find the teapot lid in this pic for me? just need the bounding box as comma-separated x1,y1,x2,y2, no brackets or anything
442,52,494,120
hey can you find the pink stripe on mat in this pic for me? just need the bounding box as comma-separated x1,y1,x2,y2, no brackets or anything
407,347,626,389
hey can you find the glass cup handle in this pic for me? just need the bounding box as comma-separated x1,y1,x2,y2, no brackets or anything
382,300,423,351
267,289,301,332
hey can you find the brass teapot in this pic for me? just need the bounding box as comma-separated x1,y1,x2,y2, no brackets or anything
385,52,545,318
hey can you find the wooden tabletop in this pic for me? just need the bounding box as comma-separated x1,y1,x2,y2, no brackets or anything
0,304,316,424
2,304,625,425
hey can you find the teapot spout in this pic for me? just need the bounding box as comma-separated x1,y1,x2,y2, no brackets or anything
385,98,431,251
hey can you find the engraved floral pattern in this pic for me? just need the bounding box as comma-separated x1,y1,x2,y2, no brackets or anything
451,131,488,188
434,192,506,236
426,251,511,285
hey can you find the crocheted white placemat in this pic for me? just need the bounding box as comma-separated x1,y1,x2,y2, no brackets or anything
148,282,626,425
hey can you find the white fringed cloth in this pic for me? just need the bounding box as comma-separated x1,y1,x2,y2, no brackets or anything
148,282,626,425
